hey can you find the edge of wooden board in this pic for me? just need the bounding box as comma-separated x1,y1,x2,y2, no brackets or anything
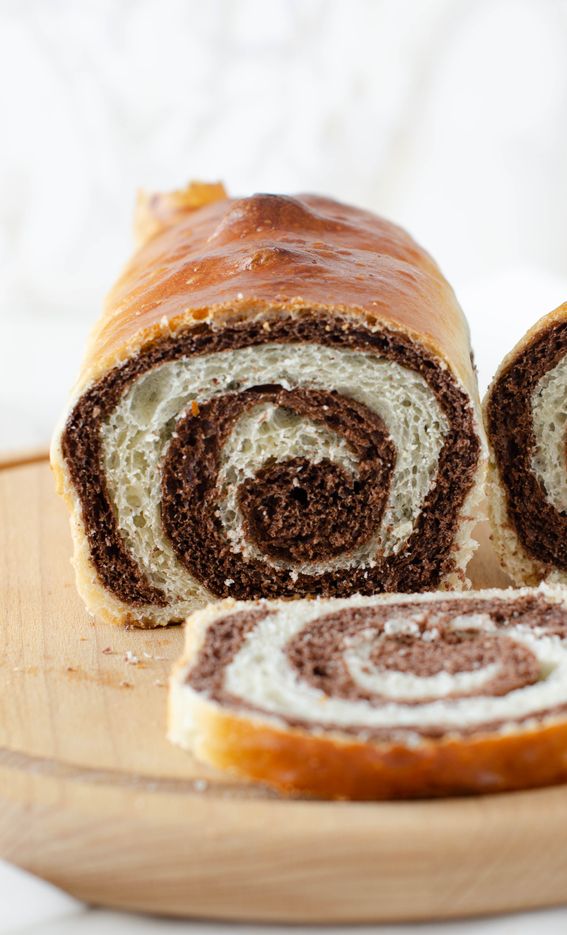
1,450,547,924
0,448,50,470
2,745,567,923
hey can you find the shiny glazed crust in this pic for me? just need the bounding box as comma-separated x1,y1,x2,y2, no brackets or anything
54,181,480,395
51,182,486,626
483,302,567,585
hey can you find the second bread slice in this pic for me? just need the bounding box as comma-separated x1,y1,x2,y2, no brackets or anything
169,587,567,800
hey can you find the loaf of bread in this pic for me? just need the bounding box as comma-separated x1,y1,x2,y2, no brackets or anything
169,586,567,800
51,182,486,627
484,303,567,585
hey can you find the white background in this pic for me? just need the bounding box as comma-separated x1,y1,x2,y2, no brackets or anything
0,0,566,932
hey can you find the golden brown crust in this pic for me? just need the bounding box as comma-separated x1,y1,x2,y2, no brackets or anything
171,692,567,801
75,183,477,398
483,302,567,585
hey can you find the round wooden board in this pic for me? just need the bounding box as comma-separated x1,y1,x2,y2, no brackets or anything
1,456,567,924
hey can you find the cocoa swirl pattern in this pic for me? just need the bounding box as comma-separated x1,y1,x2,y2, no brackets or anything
187,591,567,741
61,315,480,620
161,385,395,598
486,317,567,575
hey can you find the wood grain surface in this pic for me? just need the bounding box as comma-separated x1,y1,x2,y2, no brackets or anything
0,457,566,923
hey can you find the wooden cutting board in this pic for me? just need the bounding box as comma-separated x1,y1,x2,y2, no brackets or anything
1,454,567,924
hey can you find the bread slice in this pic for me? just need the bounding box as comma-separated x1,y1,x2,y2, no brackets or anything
483,302,567,586
169,587,567,800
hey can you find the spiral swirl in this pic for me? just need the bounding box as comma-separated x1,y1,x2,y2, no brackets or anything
186,590,567,740
486,314,567,581
161,385,395,596
62,315,480,623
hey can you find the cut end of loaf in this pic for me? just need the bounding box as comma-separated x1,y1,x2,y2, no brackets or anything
57,308,485,627
483,304,567,587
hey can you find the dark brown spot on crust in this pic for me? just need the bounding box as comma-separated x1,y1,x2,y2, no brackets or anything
61,314,480,608
486,320,567,570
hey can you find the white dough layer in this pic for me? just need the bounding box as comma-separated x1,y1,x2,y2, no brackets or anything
531,352,567,514
101,343,447,614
